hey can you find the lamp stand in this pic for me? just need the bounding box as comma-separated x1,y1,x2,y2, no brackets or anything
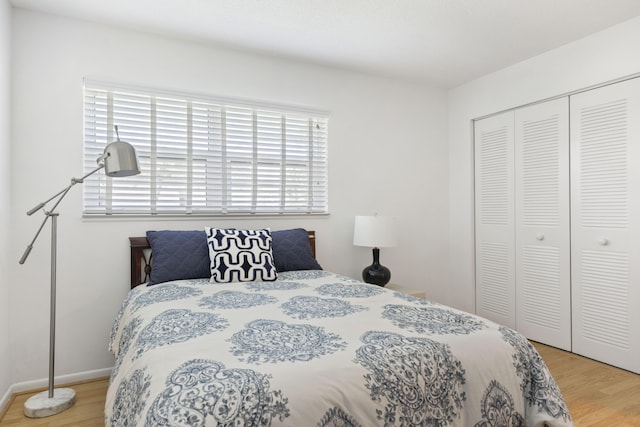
23,214,76,418
362,247,391,286
19,168,104,418
19,128,140,418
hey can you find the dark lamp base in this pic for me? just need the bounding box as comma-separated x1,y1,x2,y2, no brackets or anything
362,264,391,286
362,247,391,286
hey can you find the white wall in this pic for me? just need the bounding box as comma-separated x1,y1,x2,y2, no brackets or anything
447,16,640,312
9,9,448,387
0,0,12,410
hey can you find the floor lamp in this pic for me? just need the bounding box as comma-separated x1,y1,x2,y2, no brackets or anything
19,127,140,418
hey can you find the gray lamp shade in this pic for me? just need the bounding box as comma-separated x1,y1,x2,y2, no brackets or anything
102,140,140,177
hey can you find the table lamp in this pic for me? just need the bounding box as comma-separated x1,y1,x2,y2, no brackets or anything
353,215,397,286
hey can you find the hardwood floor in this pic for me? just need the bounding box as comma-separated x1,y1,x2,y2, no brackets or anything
0,346,638,426
533,342,640,426
0,378,108,426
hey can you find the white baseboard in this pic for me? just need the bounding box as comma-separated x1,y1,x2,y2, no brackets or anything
0,367,112,415
0,386,12,418
11,367,112,393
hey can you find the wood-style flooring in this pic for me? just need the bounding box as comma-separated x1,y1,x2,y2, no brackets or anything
0,343,638,426
533,342,640,426
0,378,108,426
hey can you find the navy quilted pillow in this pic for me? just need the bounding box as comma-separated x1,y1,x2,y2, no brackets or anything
146,230,210,285
272,228,322,272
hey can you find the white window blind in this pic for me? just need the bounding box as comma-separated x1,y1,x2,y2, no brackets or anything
83,80,329,216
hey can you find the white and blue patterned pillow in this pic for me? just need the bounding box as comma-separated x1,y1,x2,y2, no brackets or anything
205,228,277,283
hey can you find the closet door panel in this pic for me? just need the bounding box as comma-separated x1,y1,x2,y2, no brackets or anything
571,77,640,374
515,98,571,350
474,111,515,328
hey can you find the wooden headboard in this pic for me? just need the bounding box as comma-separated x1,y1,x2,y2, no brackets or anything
130,230,317,288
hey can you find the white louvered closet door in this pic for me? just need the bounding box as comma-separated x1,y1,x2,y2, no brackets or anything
570,77,640,374
474,111,516,329
514,98,571,351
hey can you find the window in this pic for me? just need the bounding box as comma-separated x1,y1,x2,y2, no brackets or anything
83,80,329,216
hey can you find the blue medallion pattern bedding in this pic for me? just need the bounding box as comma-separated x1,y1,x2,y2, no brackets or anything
107,271,573,426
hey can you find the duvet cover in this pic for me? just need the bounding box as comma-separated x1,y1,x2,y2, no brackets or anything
106,270,573,426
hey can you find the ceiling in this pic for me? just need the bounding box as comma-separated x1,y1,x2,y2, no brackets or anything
10,0,640,88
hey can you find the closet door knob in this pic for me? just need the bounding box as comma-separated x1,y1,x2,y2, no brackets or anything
599,238,609,246
536,233,544,241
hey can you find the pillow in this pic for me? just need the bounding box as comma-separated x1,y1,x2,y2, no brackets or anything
272,228,322,272
205,228,277,283
146,230,211,285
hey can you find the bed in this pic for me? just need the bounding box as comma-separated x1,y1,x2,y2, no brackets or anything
106,228,573,426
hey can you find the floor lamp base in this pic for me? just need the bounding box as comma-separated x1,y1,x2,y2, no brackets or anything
24,388,76,418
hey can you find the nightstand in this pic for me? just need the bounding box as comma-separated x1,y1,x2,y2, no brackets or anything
386,283,426,299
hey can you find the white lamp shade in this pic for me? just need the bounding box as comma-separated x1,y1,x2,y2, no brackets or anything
102,140,140,177
353,215,397,248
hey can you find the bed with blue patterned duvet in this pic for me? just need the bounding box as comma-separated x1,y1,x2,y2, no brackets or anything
106,270,573,426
